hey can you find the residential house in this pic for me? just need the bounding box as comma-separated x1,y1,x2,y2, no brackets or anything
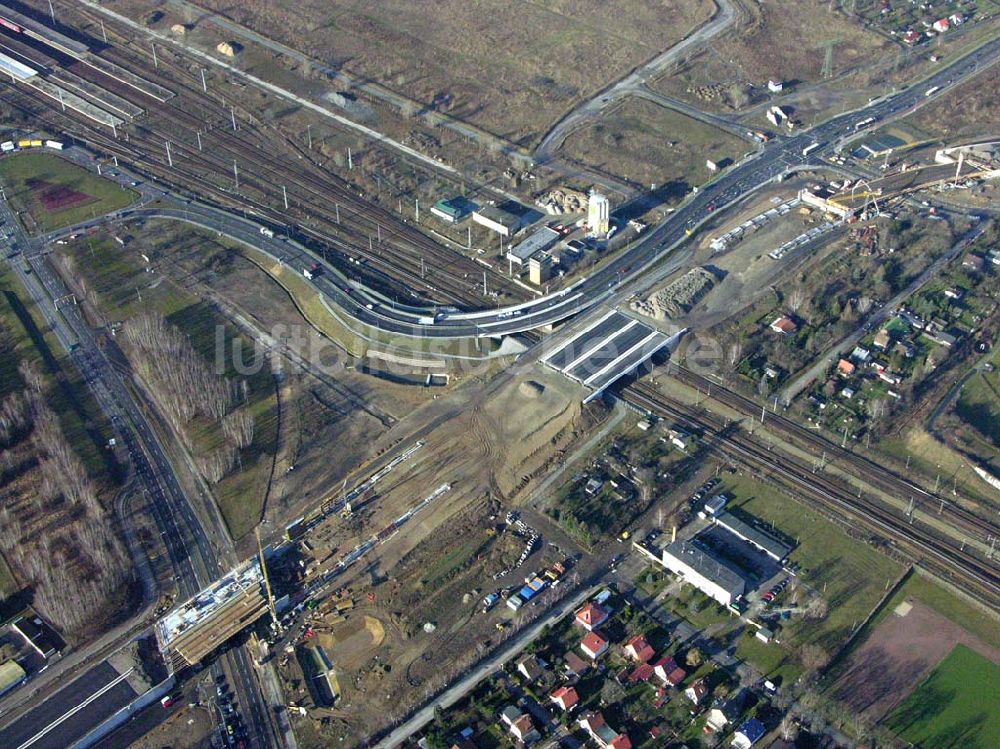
932,17,950,33
500,705,523,727
516,655,544,683
894,340,917,358
628,663,655,684
731,718,766,749
903,29,921,45
769,316,797,335
577,711,632,749
944,287,964,300
923,328,957,347
624,634,655,663
580,631,609,660
840,387,855,400
450,739,478,749
873,328,891,350
510,714,541,745
963,253,984,272
837,359,856,376
706,689,750,733
685,679,708,706
575,602,610,631
878,370,902,385
850,346,871,364
550,686,580,712
653,656,687,686
563,651,591,677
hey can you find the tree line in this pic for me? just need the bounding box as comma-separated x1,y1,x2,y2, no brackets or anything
122,312,256,484
0,360,131,636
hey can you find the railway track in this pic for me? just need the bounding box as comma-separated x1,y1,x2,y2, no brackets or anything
669,365,1000,543
620,381,1000,612
3,9,528,310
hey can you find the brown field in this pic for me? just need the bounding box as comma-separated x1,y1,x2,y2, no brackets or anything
560,99,747,193
145,0,714,145
651,0,892,113
903,64,1000,142
830,601,1000,721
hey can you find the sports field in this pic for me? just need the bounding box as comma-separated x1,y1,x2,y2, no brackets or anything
0,151,136,233
887,644,1000,749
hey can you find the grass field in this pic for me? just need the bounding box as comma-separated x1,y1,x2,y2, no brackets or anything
0,152,136,233
726,475,904,653
560,99,745,192
887,644,1000,749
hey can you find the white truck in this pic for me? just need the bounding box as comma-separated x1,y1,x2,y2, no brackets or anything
259,226,274,239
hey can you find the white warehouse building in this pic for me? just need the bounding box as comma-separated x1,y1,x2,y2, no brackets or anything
659,540,747,606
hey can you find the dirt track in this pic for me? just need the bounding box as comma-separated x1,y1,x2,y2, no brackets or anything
830,601,1000,720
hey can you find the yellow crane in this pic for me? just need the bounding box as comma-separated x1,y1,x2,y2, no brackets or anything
256,527,281,632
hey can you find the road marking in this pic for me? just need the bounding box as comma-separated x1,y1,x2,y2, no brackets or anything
16,668,135,749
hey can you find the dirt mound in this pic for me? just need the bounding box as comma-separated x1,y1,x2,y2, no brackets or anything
632,267,716,320
518,380,544,399
319,614,386,670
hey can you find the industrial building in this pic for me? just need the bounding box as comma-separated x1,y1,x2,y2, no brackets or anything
713,512,792,562
659,539,747,606
588,191,610,237
155,559,271,668
528,252,553,285
508,226,559,265
473,204,522,237
798,187,853,219
12,613,62,660
431,196,477,224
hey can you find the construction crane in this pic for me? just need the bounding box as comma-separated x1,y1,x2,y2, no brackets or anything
256,527,281,633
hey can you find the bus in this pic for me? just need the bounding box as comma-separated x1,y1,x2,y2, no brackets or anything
801,143,820,157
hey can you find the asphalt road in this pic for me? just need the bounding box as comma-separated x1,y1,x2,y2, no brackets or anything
58,30,1000,343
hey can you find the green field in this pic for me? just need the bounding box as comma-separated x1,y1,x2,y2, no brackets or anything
727,475,905,653
0,151,137,233
887,644,1000,749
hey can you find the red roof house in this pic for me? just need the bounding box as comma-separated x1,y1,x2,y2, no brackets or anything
837,358,856,376
628,663,655,684
769,316,797,335
577,711,631,749
624,634,655,663
575,602,609,631
550,685,580,711
580,631,609,660
653,657,687,687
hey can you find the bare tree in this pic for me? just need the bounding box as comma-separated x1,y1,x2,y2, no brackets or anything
222,409,255,449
